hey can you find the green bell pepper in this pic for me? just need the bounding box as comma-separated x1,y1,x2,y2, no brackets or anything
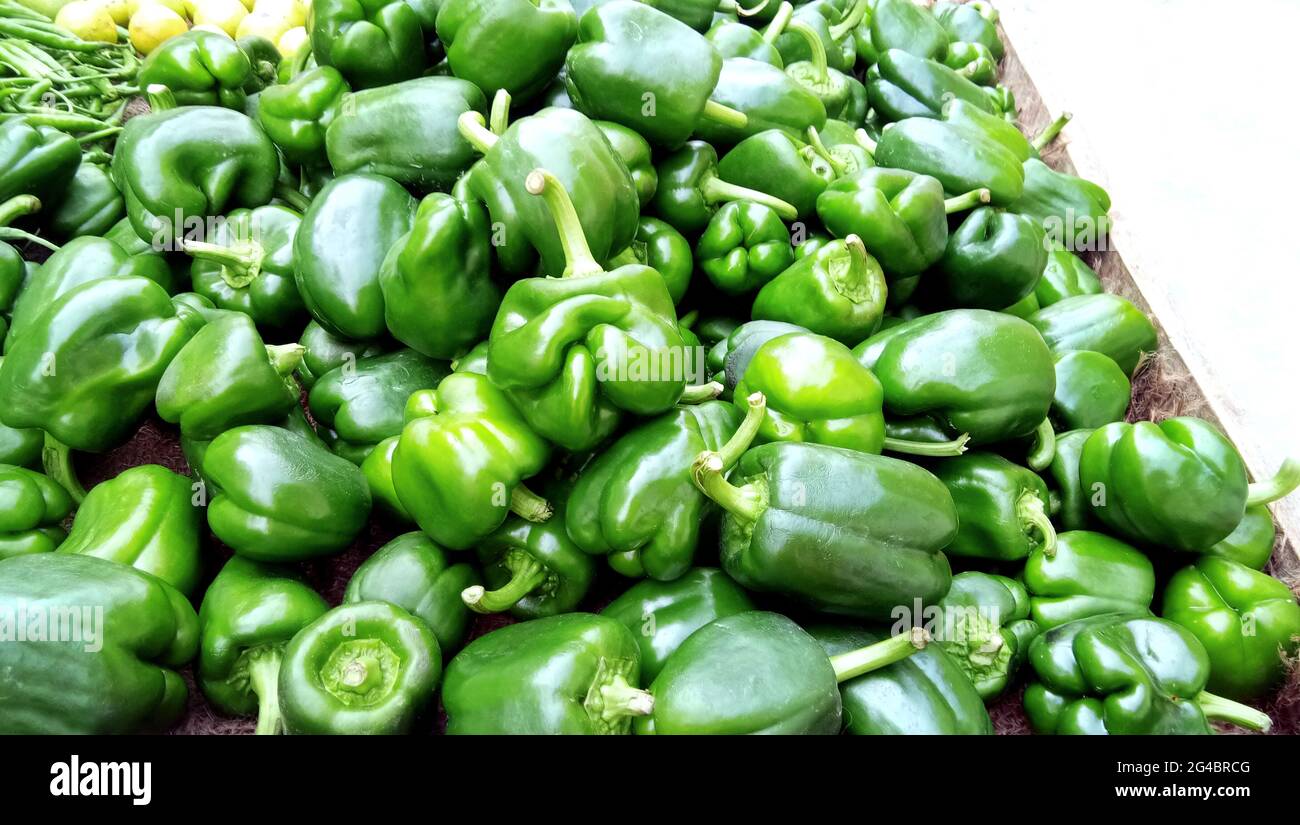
378,193,499,360
656,138,798,233
773,0,862,72
257,66,350,167
639,611,928,734
309,0,427,90
198,556,329,734
1051,350,1131,430
309,349,449,464
924,206,1046,309
717,129,837,219
184,205,306,329
870,0,948,60
1027,293,1156,376
344,531,480,654
1164,556,1300,700
873,117,1025,206
239,34,282,93
444,612,652,734
711,318,805,389
565,0,749,147
0,401,41,468
566,394,761,580
610,217,693,304
930,452,1056,561
810,623,992,734
279,601,442,734
391,372,553,549
695,57,828,147
597,120,657,206
943,41,996,85
1013,158,1112,241
751,234,887,344
56,464,202,596
0,462,71,559
296,319,387,388
781,18,854,119
0,118,80,205
694,441,956,618
1024,614,1271,734
359,435,407,520
0,553,199,734
138,29,253,109
696,198,795,295
202,424,372,561
437,0,577,99
1023,529,1155,630
705,10,784,66
867,49,995,123
1035,246,1103,306
46,161,123,241
601,568,755,683
486,169,692,450
933,571,1039,700
325,77,485,191
458,106,639,276
1046,428,1093,532
294,173,417,340
1205,504,1275,570
853,309,1057,445
156,311,305,441
0,277,206,452
933,0,1002,60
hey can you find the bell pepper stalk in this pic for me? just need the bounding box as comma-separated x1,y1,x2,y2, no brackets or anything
828,0,870,41
804,125,847,177
784,19,848,117
1026,417,1056,470
1018,490,1058,558
854,127,877,156
829,626,930,683
145,83,176,112
1246,457,1300,506
183,237,268,290
0,192,58,252
1031,111,1072,153
681,395,771,521
762,1,793,41
463,551,546,614
42,433,87,504
1196,692,1272,732
489,88,511,136
944,187,992,213
730,0,771,17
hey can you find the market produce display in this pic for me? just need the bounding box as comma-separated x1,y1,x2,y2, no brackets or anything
0,0,1297,737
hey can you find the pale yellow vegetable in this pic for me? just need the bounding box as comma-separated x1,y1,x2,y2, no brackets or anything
92,0,134,25
136,0,189,18
190,22,232,36
276,24,307,58
190,0,246,36
235,9,290,42
55,0,119,42
128,3,188,54
253,0,304,26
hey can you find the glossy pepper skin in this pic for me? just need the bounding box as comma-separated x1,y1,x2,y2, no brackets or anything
611,217,692,304
378,193,499,360
186,205,307,330
870,0,948,60
0,463,72,559
46,161,124,241
712,318,806,390
344,532,480,654
697,199,795,295
309,349,449,464
810,623,992,734
1023,530,1155,630
296,320,386,388
443,612,652,735
1028,294,1156,376
752,234,887,344
933,1,1003,60
112,107,278,244
202,425,372,561
717,129,834,219
0,553,199,734
1051,350,1131,430
198,557,329,734
854,309,1057,445
0,277,206,453
567,396,759,580
597,121,657,207
696,57,827,147
294,173,417,341
391,373,552,550
156,311,305,441
695,441,956,618
565,1,735,148
1080,418,1251,552
1164,556,1300,700
656,139,798,234
874,117,1025,206
927,207,1046,309
437,0,577,99
1024,615,1271,735
309,0,426,90
359,435,408,520
280,601,442,734
601,569,755,683
931,452,1056,561
943,41,996,85
139,29,253,109
486,169,690,449
934,572,1039,700
0,119,80,205
1035,247,1103,306
257,66,349,167
325,77,485,192
1206,505,1275,570
1046,428,1093,531
1013,158,1111,235
459,107,639,276
867,49,996,123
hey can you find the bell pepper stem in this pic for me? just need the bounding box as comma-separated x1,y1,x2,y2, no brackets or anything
0,194,40,227
245,646,284,735
718,391,767,469
145,83,175,111
699,175,798,220
0,226,59,251
273,183,311,213
678,309,699,329
457,110,498,155
462,551,548,614
266,343,306,377
489,88,511,136
599,676,655,718
787,19,828,84
679,380,724,404
762,1,793,43
42,433,86,505
829,0,870,40
691,451,763,521
1246,458,1300,506
525,168,605,277
805,126,845,176
1031,111,1072,152
853,128,877,156
944,188,991,213
970,0,999,23
1026,417,1055,470
509,482,554,522
735,0,769,17
1017,491,1057,558
830,627,929,683
1196,691,1271,733
882,432,970,457
700,98,749,130
183,239,264,288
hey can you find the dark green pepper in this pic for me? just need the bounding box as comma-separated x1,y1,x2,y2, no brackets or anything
257,65,350,167
597,120,657,206
752,234,887,344
874,117,1025,205
1051,350,1131,430
926,206,1046,309
309,0,427,89
933,0,1002,60
1023,530,1155,630
943,41,996,85
0,463,72,559
45,161,124,241
0,118,80,205
138,29,253,109
296,320,386,388
696,198,795,295
610,217,693,304
718,128,836,219
1013,159,1112,244
695,57,828,147
238,35,282,93
870,0,948,60
867,49,994,123
1046,428,1093,532
437,0,577,99
930,452,1057,561
185,204,306,329
1035,246,1103,306
1027,293,1156,376
933,571,1039,699
656,138,798,233
359,435,408,521
1205,505,1276,570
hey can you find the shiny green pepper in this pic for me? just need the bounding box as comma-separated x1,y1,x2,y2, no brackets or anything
185,205,307,330
138,29,253,109
696,198,795,295
751,234,887,344
0,463,72,559
1051,350,1131,430
933,571,1039,700
930,452,1057,561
